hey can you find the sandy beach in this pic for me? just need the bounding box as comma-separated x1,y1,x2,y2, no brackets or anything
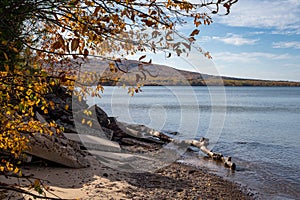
1,154,255,200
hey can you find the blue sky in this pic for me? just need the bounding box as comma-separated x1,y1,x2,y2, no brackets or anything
192,0,300,81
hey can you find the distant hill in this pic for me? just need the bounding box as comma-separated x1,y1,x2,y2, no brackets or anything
81,59,300,87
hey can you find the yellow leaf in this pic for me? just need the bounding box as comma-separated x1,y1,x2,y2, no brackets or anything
34,179,40,187
1,40,8,45
13,167,19,174
49,101,55,110
87,120,92,127
3,52,8,60
81,118,85,124
4,64,9,71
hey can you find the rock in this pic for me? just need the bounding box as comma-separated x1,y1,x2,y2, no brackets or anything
26,133,89,168
94,104,110,127
28,112,89,168
73,105,113,140
63,133,121,152
88,150,159,172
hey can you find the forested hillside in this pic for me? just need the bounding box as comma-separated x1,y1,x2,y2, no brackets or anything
82,59,300,87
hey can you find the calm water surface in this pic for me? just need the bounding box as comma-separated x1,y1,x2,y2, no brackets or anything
87,86,300,199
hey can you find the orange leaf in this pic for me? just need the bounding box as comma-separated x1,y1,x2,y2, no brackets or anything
190,29,200,37
141,19,155,27
93,6,101,16
52,42,62,50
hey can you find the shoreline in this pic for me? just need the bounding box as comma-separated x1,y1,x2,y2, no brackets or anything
1,155,255,200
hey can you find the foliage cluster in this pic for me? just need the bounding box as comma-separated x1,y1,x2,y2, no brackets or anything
0,0,237,197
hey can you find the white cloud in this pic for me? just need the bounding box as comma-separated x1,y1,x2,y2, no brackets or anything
212,34,259,46
273,41,300,49
213,52,292,63
249,31,265,35
216,0,300,34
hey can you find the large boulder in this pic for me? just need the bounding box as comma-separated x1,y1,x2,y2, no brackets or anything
26,112,89,168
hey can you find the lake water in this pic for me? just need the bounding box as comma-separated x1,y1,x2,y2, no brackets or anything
87,86,300,199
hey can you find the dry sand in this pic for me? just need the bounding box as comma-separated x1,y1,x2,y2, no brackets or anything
0,155,255,200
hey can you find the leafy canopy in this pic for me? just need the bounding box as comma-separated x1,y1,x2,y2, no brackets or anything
0,0,237,174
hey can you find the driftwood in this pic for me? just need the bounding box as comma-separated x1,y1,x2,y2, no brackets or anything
182,138,236,170
119,122,236,170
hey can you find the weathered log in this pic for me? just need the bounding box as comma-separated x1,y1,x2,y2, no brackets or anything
115,121,236,170
116,122,171,144
191,138,236,170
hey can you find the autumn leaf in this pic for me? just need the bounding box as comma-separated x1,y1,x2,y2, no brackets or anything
194,21,201,27
141,19,156,27
71,38,80,51
204,51,212,59
139,55,146,61
52,42,62,50
190,29,200,36
3,52,8,60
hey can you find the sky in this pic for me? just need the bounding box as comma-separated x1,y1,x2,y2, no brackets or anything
192,0,300,81
124,0,300,82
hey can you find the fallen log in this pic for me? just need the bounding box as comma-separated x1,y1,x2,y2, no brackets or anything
117,121,236,170
182,138,236,170
117,122,173,143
